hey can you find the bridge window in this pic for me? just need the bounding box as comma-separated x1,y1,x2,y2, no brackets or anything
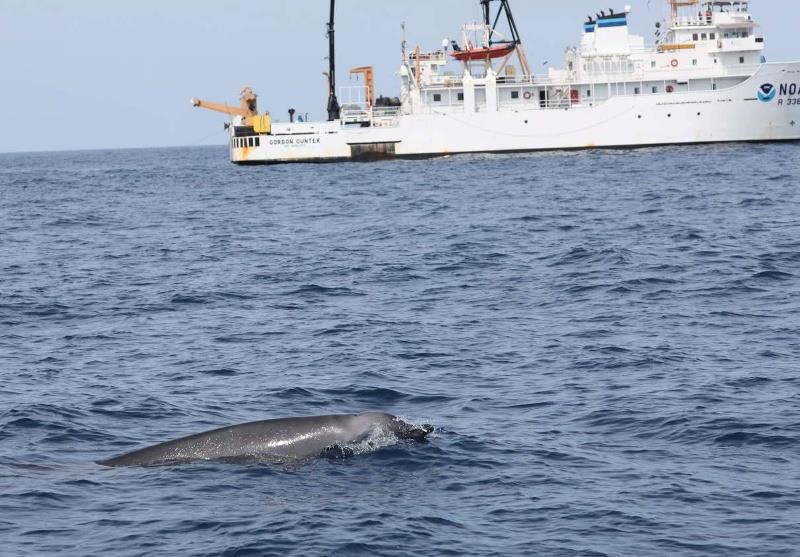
710,33,716,40
739,56,745,63
511,91,519,99
651,61,656,68
701,33,707,40
693,33,699,41
652,86,658,93
457,93,464,101
433,93,442,102
634,87,641,95
692,59,698,66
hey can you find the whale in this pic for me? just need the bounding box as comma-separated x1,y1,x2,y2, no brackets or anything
98,412,433,467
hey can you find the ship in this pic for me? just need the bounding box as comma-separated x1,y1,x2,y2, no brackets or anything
191,0,800,165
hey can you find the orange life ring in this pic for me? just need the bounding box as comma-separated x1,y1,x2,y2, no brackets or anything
523,91,532,100
670,59,679,68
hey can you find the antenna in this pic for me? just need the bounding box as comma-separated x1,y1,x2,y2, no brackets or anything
326,0,340,121
401,22,407,61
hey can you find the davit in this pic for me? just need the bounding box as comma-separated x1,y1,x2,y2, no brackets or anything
98,412,433,467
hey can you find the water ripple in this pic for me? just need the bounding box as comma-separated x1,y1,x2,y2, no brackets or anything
1,144,799,556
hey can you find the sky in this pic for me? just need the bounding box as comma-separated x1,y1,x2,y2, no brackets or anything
2,0,799,153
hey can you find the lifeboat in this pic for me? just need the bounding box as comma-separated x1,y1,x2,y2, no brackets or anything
450,43,516,62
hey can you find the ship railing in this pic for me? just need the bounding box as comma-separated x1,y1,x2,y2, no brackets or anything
427,74,465,87
341,108,371,125
372,106,401,119
496,75,591,86
338,85,369,109
497,97,582,111
370,106,401,127
638,63,761,80
340,106,401,127
409,50,448,62
673,15,714,27
575,63,761,84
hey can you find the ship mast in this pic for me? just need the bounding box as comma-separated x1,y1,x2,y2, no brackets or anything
481,0,520,46
326,0,340,121
479,0,531,75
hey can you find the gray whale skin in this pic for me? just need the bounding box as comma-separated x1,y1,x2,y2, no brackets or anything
98,412,433,467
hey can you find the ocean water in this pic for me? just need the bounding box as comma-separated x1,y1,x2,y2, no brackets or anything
1,144,799,556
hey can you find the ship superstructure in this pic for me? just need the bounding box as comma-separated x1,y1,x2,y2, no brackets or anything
192,0,800,164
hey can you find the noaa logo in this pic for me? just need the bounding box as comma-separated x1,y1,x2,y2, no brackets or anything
758,83,776,102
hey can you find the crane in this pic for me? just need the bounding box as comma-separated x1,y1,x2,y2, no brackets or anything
350,66,374,108
191,87,271,134
190,87,259,126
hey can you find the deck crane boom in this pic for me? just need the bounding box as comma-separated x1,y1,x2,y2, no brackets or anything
191,87,259,125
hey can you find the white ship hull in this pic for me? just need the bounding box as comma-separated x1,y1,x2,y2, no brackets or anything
230,63,800,164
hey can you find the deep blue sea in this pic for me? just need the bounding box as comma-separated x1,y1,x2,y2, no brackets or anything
1,144,799,556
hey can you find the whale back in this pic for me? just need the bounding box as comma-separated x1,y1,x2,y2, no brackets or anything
98,412,431,467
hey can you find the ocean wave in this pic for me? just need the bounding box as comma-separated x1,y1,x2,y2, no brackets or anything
3,144,800,556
